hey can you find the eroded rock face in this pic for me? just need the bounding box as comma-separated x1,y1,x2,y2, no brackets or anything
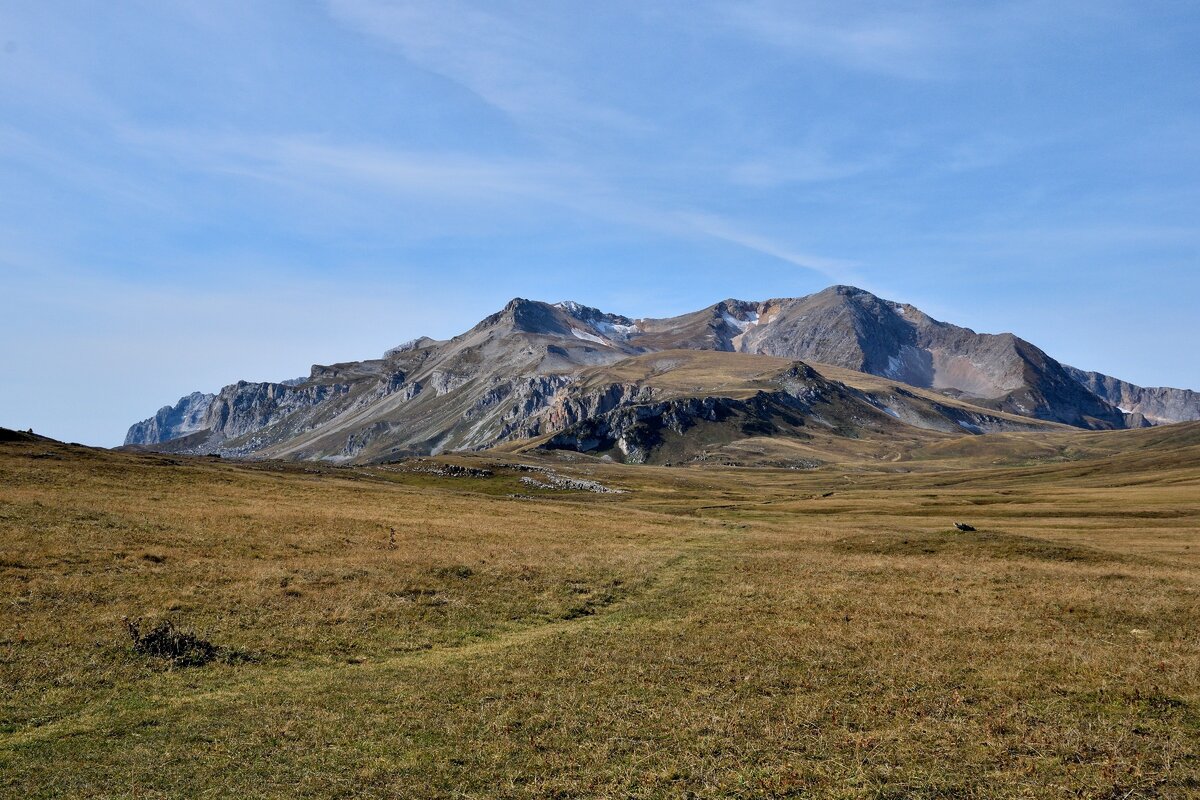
1065,367,1200,425
206,381,352,440
541,393,748,463
123,391,214,445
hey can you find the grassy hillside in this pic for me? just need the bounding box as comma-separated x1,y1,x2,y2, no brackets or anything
2,427,1199,797
503,350,1065,468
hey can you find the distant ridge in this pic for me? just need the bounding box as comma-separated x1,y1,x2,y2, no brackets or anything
123,286,1198,464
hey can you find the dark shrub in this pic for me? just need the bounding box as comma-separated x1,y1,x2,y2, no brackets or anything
123,618,218,667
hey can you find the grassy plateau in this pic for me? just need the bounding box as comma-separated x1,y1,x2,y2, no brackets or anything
2,423,1199,798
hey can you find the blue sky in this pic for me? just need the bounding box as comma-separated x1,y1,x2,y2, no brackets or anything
2,1,1198,446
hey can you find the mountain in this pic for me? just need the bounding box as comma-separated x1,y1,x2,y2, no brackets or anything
124,298,639,461
625,286,1133,429
1062,366,1200,426
124,286,1195,465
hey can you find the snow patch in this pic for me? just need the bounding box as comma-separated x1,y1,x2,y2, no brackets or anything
594,319,638,339
570,328,609,346
721,311,759,332
556,300,638,340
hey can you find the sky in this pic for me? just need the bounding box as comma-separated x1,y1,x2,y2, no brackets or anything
2,1,1198,446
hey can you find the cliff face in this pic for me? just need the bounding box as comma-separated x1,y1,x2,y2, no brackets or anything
124,287,1194,464
123,301,617,461
123,391,215,445
1065,367,1200,425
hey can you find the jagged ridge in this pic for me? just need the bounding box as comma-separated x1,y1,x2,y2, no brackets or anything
124,286,1197,464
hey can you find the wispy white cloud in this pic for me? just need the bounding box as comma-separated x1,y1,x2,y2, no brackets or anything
714,0,1129,81
122,126,571,200
324,0,649,139
717,1,949,79
674,211,862,283
115,125,862,283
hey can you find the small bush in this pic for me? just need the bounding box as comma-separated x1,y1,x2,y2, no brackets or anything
123,617,219,667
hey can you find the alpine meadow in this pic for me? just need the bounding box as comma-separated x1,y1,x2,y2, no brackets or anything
3,3,1199,799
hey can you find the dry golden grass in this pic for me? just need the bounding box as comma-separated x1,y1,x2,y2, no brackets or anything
2,425,1199,798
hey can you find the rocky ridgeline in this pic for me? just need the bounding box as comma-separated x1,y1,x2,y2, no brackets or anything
124,285,1198,464
1065,367,1200,425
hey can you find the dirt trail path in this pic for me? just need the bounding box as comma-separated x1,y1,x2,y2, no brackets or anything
1,534,733,751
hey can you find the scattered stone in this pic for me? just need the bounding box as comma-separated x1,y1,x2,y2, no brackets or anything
397,462,494,478
519,474,625,494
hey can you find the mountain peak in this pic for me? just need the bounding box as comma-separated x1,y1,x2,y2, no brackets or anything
554,300,590,315
554,300,634,324
819,284,874,298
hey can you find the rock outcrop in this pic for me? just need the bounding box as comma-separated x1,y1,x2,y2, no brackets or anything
123,391,215,445
1064,367,1200,425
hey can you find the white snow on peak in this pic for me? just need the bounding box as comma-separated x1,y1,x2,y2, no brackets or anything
570,327,609,346
1119,406,1134,414
556,300,637,339
594,319,638,339
721,310,759,332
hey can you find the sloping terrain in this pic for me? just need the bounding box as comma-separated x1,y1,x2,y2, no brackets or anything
127,299,638,462
510,350,1060,465
4,425,1199,796
124,286,1198,463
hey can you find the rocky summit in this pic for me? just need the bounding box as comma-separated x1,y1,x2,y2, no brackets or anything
124,286,1200,465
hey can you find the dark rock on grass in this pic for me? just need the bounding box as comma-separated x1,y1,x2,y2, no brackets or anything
123,618,243,667
954,522,977,532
